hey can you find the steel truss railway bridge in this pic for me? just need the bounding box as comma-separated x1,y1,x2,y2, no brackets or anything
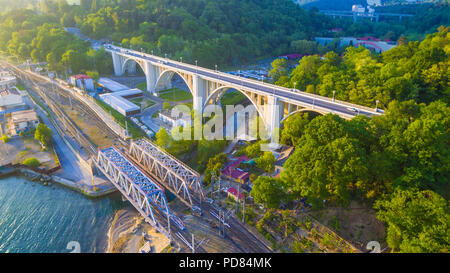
93,147,186,237
129,139,203,208
105,44,383,141
94,140,203,246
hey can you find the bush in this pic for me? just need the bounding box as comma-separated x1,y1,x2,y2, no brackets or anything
1,134,10,143
22,158,41,168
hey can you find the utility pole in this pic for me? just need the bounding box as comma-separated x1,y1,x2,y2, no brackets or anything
236,184,240,214
242,196,246,223
210,171,215,199
218,177,221,207
167,212,171,242
192,234,195,253
218,209,222,236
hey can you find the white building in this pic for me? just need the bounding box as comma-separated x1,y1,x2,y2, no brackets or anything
70,74,94,91
352,5,366,13
158,110,192,129
367,0,382,6
0,71,17,90
97,77,129,92
315,36,398,53
8,109,39,135
99,89,142,117
0,89,26,113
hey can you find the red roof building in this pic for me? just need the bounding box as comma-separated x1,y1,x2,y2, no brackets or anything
227,187,244,201
221,155,251,183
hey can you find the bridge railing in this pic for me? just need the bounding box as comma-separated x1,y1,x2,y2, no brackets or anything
106,44,383,115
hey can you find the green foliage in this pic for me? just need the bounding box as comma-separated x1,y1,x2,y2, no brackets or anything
280,112,310,146
251,176,285,209
375,189,449,253
0,0,335,71
94,98,144,139
282,114,369,205
1,134,10,143
281,27,450,108
255,151,276,173
22,157,40,168
162,102,171,110
155,127,171,149
34,123,52,148
85,70,99,80
203,153,228,186
268,58,289,83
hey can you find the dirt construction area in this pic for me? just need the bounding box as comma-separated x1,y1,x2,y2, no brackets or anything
0,135,59,169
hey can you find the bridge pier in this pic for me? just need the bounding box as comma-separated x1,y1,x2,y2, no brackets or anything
112,52,125,76
144,61,160,96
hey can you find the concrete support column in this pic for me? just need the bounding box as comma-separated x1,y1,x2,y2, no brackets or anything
192,75,206,115
144,61,160,96
266,96,282,144
112,52,124,76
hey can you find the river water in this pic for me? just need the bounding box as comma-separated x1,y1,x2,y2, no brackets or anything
0,176,128,253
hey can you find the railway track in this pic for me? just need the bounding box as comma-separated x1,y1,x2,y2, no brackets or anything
12,67,123,155
8,64,271,253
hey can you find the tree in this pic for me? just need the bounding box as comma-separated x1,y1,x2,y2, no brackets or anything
61,49,87,74
85,70,99,80
375,189,449,253
22,157,41,168
255,151,276,173
155,127,171,149
203,153,227,185
34,123,52,148
281,112,310,146
268,58,289,83
282,114,369,205
244,141,264,158
291,39,319,55
163,102,171,110
251,176,285,209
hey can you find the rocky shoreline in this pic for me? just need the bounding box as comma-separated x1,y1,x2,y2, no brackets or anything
105,207,172,253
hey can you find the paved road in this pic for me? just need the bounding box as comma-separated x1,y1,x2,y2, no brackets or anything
106,45,383,119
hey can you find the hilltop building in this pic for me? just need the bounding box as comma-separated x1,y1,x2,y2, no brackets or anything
315,36,397,53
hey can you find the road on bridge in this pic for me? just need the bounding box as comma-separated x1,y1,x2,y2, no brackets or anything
106,45,383,119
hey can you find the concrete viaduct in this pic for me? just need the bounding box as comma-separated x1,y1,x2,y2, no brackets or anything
105,44,383,138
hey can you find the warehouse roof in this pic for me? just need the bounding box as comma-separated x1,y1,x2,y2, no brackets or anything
98,77,129,92
100,93,140,112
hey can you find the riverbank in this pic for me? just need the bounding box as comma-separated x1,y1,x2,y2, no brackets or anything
0,175,122,253
106,207,172,253
0,167,117,198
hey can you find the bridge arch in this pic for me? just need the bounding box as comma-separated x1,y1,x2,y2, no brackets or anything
280,108,325,123
203,85,270,133
121,57,146,76
154,69,193,94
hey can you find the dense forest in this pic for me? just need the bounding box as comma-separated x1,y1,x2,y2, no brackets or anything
0,0,336,72
270,27,450,108
0,0,448,74
252,28,449,252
